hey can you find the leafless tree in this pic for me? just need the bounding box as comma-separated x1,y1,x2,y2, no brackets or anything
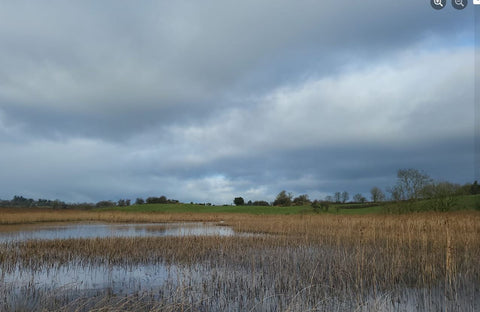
370,187,385,203
341,191,349,203
391,168,432,201
334,192,341,203
353,193,366,203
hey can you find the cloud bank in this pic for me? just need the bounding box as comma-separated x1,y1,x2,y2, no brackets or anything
0,0,475,203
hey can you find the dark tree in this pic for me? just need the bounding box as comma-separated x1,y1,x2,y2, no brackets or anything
52,200,67,209
273,190,293,206
146,196,168,204
293,194,311,206
96,201,115,208
425,181,458,212
12,196,34,207
234,197,245,206
312,200,329,212
252,200,270,206
135,198,145,205
471,181,480,195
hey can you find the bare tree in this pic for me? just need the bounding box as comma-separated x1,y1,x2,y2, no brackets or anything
334,192,341,203
389,168,432,202
341,191,349,203
353,193,366,203
370,187,385,203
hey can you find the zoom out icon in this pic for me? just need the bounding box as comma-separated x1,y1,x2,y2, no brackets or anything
431,0,447,9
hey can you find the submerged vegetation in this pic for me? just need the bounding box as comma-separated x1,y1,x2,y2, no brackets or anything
0,211,479,311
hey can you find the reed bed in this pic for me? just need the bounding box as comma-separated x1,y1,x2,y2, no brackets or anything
0,211,479,311
0,208,227,225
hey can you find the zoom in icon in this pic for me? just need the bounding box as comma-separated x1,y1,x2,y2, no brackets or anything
431,0,447,9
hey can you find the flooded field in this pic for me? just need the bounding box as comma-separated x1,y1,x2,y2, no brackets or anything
0,213,479,311
0,222,234,243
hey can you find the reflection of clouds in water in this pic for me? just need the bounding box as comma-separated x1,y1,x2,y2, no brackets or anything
0,222,243,309
0,262,213,311
1,262,179,296
2,261,471,312
0,222,235,243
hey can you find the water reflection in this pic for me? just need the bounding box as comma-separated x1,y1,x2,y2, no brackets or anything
1,262,176,293
0,222,234,243
0,262,187,311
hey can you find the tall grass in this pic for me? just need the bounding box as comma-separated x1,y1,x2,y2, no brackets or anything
0,211,479,311
0,208,226,225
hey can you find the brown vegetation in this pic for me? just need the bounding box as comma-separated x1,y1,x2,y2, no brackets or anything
0,210,479,311
0,207,225,225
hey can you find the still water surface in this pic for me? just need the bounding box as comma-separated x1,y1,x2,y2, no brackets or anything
0,222,234,243
0,222,475,311
0,222,234,310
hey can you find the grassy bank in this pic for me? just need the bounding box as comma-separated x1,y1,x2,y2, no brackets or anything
97,203,312,214
97,194,480,215
0,194,477,227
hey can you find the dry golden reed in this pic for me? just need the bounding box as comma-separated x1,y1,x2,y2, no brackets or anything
0,207,226,225
0,209,479,311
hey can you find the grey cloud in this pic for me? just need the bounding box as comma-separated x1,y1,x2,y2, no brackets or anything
0,131,472,204
0,0,472,142
179,137,473,202
158,47,473,164
0,1,475,203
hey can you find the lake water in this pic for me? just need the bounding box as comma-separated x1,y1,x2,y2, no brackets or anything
0,261,197,311
0,222,236,310
0,222,476,311
0,222,234,243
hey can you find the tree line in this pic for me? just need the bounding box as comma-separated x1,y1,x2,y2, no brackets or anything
0,195,179,209
1,169,478,212
233,169,480,213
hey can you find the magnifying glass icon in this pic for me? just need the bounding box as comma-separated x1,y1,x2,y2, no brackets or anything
455,0,464,6
434,0,444,7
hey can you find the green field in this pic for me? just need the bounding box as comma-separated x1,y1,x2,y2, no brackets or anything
97,203,310,215
97,194,480,215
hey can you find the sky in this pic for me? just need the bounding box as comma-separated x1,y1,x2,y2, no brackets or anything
0,0,477,204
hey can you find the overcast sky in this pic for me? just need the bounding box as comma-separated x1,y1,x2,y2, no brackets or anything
0,1,476,204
